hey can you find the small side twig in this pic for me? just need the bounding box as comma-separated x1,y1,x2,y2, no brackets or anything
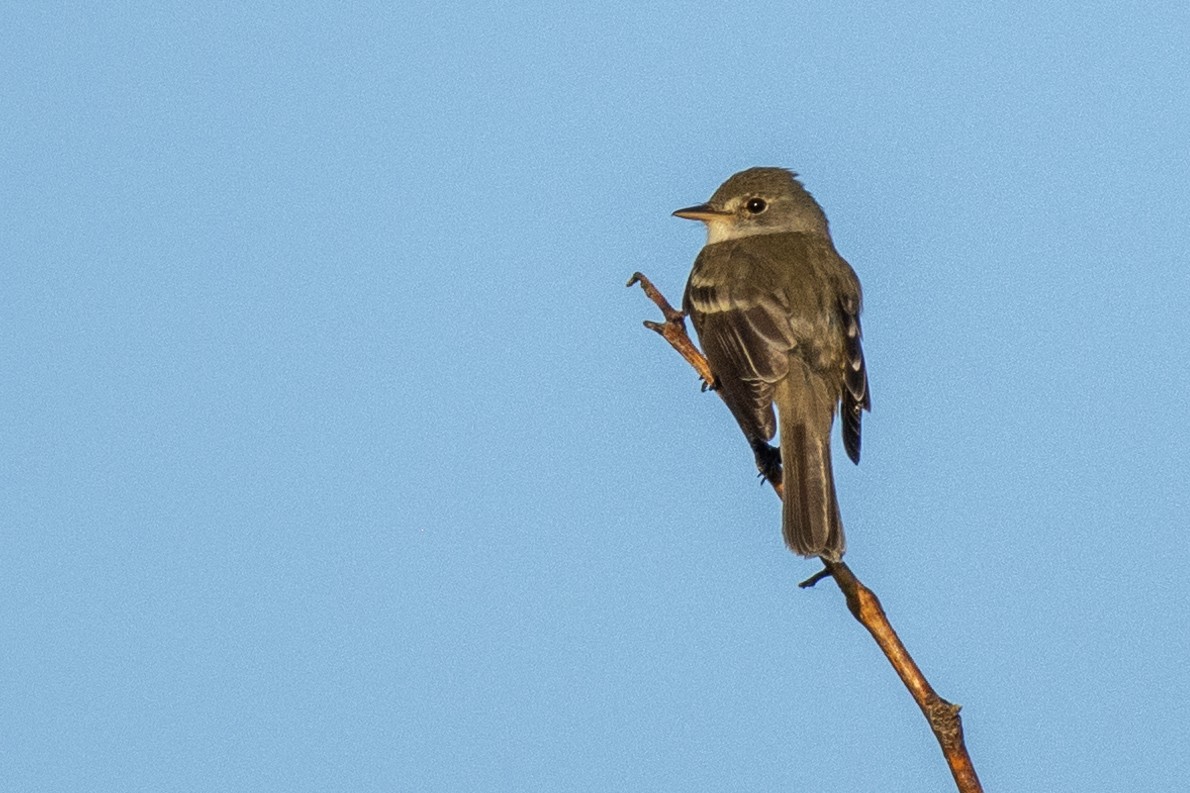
797,567,833,589
630,272,982,793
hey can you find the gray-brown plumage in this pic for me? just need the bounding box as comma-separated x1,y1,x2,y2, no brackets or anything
675,168,869,560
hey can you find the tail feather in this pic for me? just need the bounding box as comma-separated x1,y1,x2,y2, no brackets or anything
776,370,845,560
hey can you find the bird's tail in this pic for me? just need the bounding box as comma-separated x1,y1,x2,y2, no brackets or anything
776,368,845,560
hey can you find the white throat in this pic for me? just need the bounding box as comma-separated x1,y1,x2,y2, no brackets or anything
704,220,786,246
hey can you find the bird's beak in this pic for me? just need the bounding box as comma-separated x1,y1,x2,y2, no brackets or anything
672,203,730,221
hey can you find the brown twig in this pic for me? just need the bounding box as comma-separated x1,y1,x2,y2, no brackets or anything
630,272,983,793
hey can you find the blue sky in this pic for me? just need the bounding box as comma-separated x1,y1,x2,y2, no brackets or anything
3,3,1188,791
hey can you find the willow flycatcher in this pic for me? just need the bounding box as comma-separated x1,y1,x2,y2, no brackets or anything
675,167,869,560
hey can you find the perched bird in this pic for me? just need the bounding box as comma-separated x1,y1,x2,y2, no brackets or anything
675,168,869,560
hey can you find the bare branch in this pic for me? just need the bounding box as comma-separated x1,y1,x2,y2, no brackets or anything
630,272,983,793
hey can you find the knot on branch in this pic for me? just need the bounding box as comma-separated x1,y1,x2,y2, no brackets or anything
927,698,965,747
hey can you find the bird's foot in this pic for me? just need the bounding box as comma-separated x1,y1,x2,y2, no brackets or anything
751,441,782,486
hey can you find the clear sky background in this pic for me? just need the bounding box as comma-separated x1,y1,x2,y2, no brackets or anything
3,3,1188,792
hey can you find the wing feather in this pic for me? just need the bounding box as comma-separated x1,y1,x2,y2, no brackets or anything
684,275,797,443
839,293,870,464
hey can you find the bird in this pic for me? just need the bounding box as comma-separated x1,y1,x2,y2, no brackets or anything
675,167,869,560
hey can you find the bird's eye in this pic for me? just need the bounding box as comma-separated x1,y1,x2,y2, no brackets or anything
746,198,767,214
